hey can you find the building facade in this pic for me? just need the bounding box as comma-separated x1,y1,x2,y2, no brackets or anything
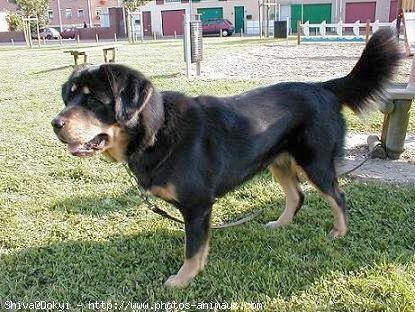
0,0,404,34
132,0,400,37
47,0,123,30
132,0,259,37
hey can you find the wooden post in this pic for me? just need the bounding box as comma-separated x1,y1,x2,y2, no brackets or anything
103,49,108,63
385,99,412,159
297,20,301,45
114,33,117,42
36,17,41,47
95,33,99,44
76,34,80,45
365,19,370,43
27,21,33,48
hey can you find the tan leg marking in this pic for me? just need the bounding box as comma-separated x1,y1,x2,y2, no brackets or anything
326,196,347,239
266,155,302,229
164,238,210,288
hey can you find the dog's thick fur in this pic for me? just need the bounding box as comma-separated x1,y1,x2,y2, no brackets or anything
52,29,400,287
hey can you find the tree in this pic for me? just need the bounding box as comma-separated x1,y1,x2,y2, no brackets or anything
15,0,49,27
123,0,148,42
6,11,22,31
123,0,148,13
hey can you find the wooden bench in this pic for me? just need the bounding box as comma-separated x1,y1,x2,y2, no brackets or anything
64,45,120,66
375,83,415,159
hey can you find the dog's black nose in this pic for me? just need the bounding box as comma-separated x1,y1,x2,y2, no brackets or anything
51,117,66,130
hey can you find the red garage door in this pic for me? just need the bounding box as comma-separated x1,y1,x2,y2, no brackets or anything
389,0,398,21
162,10,185,36
345,2,376,23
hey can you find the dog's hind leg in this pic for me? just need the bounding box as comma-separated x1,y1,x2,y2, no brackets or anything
300,159,347,239
266,154,304,229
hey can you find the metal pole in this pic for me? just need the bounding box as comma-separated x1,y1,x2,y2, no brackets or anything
87,0,93,28
396,0,402,42
122,6,127,37
57,0,63,32
140,10,144,41
259,2,263,38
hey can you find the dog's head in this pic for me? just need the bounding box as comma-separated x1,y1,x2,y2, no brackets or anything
52,64,156,160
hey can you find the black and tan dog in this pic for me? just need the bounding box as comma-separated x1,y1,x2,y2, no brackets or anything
52,29,399,287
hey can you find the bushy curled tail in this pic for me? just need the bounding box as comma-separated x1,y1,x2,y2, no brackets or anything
321,28,401,114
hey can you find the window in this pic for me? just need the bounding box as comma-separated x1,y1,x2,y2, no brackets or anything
65,9,72,19
165,0,180,3
48,10,53,19
78,9,84,18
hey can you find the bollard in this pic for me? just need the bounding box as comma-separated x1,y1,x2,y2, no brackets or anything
59,36,63,45
114,33,117,42
43,37,46,45
95,34,99,44
297,21,301,45
11,39,14,46
153,32,156,40
220,28,222,37
76,34,80,45
240,29,243,37
174,31,177,39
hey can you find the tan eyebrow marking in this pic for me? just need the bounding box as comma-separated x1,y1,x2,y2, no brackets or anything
82,86,90,94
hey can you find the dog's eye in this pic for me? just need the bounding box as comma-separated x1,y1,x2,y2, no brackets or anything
86,97,107,114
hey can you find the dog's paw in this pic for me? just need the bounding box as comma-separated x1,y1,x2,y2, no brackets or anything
329,228,347,239
264,220,290,229
164,274,190,288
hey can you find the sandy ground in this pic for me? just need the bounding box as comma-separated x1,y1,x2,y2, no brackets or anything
202,41,412,83
202,40,415,184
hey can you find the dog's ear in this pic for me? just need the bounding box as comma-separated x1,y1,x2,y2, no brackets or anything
115,76,153,127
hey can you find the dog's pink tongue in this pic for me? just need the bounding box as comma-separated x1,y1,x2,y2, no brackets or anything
68,143,84,155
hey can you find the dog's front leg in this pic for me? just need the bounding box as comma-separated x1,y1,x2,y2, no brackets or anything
165,205,211,288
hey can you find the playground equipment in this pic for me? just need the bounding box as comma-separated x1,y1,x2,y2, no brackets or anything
297,20,395,44
372,55,415,159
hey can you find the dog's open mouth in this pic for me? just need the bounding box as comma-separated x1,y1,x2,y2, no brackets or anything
67,133,109,157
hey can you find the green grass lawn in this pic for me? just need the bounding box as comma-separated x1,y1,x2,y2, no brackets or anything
0,38,414,311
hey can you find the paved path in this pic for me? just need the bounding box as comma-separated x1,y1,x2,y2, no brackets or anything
338,133,415,184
